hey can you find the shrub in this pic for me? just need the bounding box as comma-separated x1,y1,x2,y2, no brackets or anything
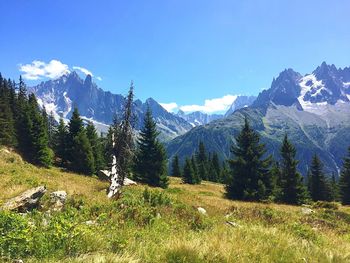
0,211,31,259
165,246,202,263
142,188,172,207
312,201,339,210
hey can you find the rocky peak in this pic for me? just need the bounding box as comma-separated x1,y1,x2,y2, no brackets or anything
253,68,302,109
84,74,92,86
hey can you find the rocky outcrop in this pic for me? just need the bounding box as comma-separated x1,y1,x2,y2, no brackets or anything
2,186,46,212
50,191,67,210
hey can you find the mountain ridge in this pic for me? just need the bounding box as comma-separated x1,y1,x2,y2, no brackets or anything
29,72,193,141
166,62,350,176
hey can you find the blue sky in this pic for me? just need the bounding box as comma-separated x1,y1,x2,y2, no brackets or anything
0,0,349,113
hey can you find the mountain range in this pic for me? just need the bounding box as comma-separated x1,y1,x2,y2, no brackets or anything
29,62,350,176
166,62,350,176
29,72,193,141
29,72,254,140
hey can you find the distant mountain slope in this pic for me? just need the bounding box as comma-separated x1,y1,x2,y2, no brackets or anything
166,62,350,176
224,95,256,117
29,72,193,141
176,110,223,126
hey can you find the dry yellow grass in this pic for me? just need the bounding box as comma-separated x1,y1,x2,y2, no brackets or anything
1,148,350,262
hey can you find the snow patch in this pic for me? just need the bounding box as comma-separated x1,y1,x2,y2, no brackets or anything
298,74,327,112
343,82,350,87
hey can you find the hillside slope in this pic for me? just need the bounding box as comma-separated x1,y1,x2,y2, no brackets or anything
1,148,350,262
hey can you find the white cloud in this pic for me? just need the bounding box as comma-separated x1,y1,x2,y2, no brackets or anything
19,60,102,81
180,95,238,113
19,60,70,80
160,102,178,112
72,66,93,76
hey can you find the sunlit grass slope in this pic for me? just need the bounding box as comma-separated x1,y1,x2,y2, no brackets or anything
1,148,350,263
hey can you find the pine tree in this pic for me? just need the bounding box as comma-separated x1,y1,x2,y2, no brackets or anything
225,118,272,201
309,154,332,202
55,118,69,166
15,76,32,158
86,122,105,173
339,147,350,205
47,111,56,148
0,77,16,146
27,94,53,167
196,141,208,180
277,135,307,204
329,173,339,201
269,161,281,199
220,161,230,184
134,107,168,188
72,130,95,175
171,155,182,177
68,107,84,139
191,155,201,184
111,83,135,189
104,125,115,167
209,152,221,182
67,107,95,174
182,158,197,184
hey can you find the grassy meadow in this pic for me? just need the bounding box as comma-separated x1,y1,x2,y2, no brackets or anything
1,148,350,263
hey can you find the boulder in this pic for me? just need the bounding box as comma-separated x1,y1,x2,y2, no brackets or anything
197,207,207,215
2,186,46,212
50,191,67,210
301,207,314,215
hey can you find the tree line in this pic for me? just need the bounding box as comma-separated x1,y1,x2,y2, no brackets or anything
0,74,168,187
170,141,227,184
224,118,350,205
1,74,350,205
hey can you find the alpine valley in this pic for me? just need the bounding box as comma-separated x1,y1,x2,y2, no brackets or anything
30,62,350,176
166,62,350,176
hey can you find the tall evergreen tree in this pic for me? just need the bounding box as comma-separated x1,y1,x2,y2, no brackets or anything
191,155,201,184
170,155,182,177
196,141,208,180
86,122,105,173
209,152,221,182
329,173,339,201
277,135,307,204
309,154,332,202
55,118,69,166
134,107,168,188
27,94,53,167
339,147,350,205
47,111,57,148
67,107,95,174
111,83,136,189
0,77,16,146
225,118,272,201
182,157,199,184
15,76,32,158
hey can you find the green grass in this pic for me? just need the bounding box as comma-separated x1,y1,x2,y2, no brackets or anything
1,148,350,262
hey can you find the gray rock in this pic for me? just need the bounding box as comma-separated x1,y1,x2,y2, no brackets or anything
197,207,207,215
50,191,67,210
2,186,46,212
85,220,96,226
301,207,315,215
